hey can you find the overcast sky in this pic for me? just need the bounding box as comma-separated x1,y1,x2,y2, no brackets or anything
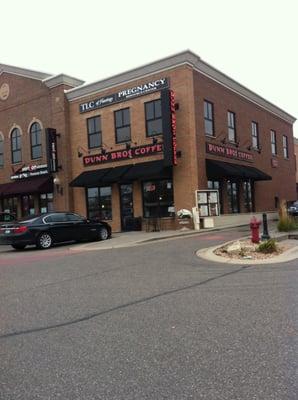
2,0,297,136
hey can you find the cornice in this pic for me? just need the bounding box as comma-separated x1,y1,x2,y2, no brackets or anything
43,74,84,89
0,63,51,81
65,50,296,125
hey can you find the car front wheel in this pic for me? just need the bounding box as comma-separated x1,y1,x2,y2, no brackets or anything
37,232,53,249
99,227,109,241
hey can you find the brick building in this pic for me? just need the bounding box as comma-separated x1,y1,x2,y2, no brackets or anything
0,51,296,231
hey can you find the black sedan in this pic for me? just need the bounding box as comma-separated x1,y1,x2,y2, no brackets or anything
0,212,112,250
288,201,298,216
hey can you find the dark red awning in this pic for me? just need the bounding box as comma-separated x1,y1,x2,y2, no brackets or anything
0,176,53,197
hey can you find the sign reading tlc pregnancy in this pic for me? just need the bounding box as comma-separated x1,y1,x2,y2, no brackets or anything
79,78,168,113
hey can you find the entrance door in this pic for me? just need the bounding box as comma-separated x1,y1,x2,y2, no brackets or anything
21,195,35,217
227,180,239,213
120,184,134,231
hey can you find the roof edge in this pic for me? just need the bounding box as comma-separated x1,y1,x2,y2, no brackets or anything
43,74,84,89
65,50,296,125
0,63,51,81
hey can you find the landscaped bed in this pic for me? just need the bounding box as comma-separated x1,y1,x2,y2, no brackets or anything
214,238,287,261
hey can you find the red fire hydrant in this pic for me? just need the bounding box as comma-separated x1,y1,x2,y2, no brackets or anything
250,216,261,243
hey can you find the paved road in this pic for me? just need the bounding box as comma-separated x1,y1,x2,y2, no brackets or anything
0,229,297,399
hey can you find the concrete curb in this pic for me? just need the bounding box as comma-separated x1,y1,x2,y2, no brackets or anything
196,237,298,265
69,223,253,252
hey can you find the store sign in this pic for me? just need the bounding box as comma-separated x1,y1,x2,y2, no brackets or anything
46,128,59,173
206,143,253,162
83,143,163,166
169,90,178,166
11,164,48,180
79,78,169,113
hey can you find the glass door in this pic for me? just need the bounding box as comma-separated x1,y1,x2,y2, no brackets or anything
227,180,239,213
120,184,134,231
21,195,35,217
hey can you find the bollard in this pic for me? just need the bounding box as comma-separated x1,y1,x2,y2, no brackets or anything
261,213,270,241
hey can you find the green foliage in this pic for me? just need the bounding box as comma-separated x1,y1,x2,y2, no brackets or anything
257,239,278,254
277,216,298,232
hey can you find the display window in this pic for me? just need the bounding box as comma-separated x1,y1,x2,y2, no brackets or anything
142,179,174,218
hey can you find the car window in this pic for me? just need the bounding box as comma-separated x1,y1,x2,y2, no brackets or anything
66,213,84,222
48,213,68,223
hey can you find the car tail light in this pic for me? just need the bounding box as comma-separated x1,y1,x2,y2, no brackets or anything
14,226,28,234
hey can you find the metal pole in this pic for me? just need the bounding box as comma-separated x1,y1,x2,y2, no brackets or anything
261,213,270,240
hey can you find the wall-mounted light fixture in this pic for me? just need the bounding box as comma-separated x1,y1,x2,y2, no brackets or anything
53,176,63,195
77,145,90,158
221,138,227,144
152,137,158,145
125,142,131,150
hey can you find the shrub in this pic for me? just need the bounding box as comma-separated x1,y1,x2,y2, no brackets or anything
277,216,298,232
257,239,278,254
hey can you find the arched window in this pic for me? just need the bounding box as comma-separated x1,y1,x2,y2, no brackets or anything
11,128,22,164
30,122,42,159
0,134,4,167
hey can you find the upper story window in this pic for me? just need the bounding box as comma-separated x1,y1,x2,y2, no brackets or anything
30,122,42,159
270,130,277,155
251,121,259,149
145,99,162,137
227,111,236,142
114,108,131,143
283,135,289,158
11,128,22,164
87,116,102,149
0,134,4,168
204,100,214,136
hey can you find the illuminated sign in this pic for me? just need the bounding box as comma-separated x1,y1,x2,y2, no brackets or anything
206,143,253,162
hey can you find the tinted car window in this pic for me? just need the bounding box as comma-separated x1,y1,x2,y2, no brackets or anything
66,213,84,222
48,213,68,223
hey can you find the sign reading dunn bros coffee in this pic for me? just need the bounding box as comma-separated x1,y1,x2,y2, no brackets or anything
79,78,168,113
206,143,253,162
83,143,163,166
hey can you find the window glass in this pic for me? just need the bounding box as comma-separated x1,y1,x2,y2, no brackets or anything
67,213,84,221
271,130,277,155
204,101,214,136
87,116,102,149
0,136,3,167
251,122,259,149
2,197,18,216
11,128,22,163
227,180,239,213
87,186,112,220
39,193,54,214
145,100,163,136
283,135,289,158
50,213,67,222
30,122,42,159
228,111,236,142
143,180,174,218
243,181,253,212
114,109,131,143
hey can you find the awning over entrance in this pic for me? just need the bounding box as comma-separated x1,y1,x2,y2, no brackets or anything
0,176,53,197
70,160,171,188
206,159,272,181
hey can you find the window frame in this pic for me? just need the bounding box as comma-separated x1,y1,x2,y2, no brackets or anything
87,115,102,149
86,186,112,221
142,179,174,219
11,128,22,164
204,100,214,136
283,135,289,158
0,134,4,168
251,121,259,149
145,99,163,137
114,108,131,144
227,111,236,143
30,122,42,160
270,129,277,156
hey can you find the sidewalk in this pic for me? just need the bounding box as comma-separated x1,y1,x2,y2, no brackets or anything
70,222,252,251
